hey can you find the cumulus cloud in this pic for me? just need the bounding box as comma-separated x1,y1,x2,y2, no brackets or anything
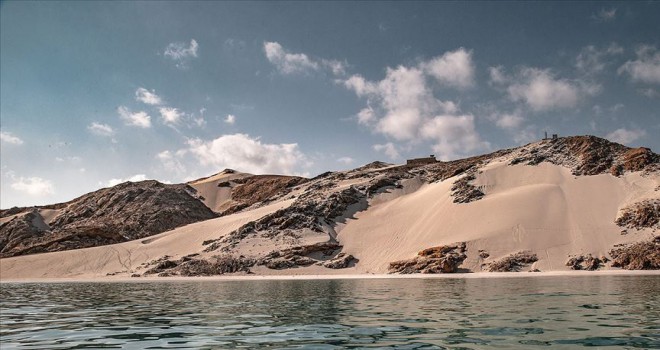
493,111,525,130
592,8,617,22
576,43,623,75
488,66,508,85
106,174,148,187
263,41,346,76
606,128,646,145
0,131,24,145
156,150,186,175
343,50,486,159
159,107,183,126
11,177,54,196
505,68,597,111
118,106,151,128
373,143,400,160
336,157,354,165
224,114,236,125
422,48,475,89
135,88,163,105
187,133,308,175
618,46,660,84
164,39,198,68
87,122,114,136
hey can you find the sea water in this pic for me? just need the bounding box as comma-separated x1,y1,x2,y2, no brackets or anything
1,275,658,349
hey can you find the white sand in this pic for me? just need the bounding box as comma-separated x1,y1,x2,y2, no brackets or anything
1,161,658,281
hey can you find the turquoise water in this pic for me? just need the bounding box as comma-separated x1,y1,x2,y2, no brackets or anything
1,276,658,349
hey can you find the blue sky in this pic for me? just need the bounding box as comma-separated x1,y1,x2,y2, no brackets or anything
1,1,659,208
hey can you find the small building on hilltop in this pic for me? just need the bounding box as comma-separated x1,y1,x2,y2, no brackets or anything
406,155,438,166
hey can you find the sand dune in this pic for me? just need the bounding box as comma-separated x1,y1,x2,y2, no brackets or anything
1,152,658,280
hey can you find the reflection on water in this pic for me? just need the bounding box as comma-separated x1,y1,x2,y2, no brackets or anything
1,276,659,349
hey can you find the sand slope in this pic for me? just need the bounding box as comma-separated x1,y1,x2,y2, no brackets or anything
338,161,657,273
1,160,658,280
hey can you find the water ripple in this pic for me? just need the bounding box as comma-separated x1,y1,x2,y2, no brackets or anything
1,276,659,349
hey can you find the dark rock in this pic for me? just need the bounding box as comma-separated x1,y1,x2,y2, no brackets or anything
323,253,358,269
389,243,467,274
566,254,602,271
610,238,660,270
615,200,660,230
487,251,538,272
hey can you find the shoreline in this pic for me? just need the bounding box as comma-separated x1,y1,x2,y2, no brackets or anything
2,269,659,284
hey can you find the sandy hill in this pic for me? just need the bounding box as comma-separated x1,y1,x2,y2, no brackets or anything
1,135,658,279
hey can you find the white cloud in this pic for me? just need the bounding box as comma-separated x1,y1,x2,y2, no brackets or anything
488,66,508,85
494,111,524,130
264,41,319,75
164,39,198,68
336,157,354,165
420,115,488,160
0,131,24,145
135,87,163,105
423,48,475,89
106,174,148,187
373,143,400,160
224,114,236,125
159,107,183,125
592,8,617,22
118,106,151,128
606,128,646,145
156,150,186,175
618,46,660,84
576,43,623,75
506,68,594,111
187,133,308,175
263,41,346,76
11,177,54,196
343,52,484,160
87,122,114,136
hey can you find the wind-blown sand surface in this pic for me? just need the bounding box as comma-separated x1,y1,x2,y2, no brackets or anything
1,161,657,281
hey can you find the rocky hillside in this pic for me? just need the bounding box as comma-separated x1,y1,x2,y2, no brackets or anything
0,181,217,257
1,135,658,277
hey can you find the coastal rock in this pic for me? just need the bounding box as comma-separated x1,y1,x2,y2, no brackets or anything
322,253,358,269
389,243,467,274
487,251,538,272
609,238,660,270
565,254,603,271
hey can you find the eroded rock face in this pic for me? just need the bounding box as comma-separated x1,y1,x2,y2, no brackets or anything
219,175,307,215
487,251,538,272
566,254,605,271
256,242,356,270
142,254,256,277
0,181,217,257
615,200,660,230
389,243,467,274
507,136,659,176
451,173,484,204
610,238,660,270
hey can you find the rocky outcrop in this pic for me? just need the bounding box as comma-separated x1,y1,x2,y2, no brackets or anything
0,181,217,257
566,254,605,271
142,254,256,277
389,243,467,274
615,200,660,230
451,173,484,204
609,237,660,270
487,251,538,272
256,242,356,270
508,136,659,176
219,175,307,215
